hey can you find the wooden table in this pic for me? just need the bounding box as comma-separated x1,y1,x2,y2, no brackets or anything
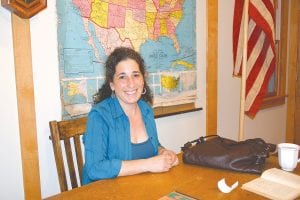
45,155,300,200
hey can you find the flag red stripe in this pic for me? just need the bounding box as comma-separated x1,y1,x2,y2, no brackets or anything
246,57,275,117
249,3,275,53
262,0,276,22
247,25,262,63
246,38,269,95
232,0,244,65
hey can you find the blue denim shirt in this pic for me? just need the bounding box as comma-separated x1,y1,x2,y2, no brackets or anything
82,97,160,185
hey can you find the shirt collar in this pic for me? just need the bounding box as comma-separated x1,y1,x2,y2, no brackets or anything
109,97,151,119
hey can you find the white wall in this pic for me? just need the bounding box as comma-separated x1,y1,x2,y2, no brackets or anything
30,1,62,197
0,0,286,199
218,0,286,143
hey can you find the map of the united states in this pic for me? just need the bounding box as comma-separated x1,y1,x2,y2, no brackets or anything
57,0,196,119
73,0,183,58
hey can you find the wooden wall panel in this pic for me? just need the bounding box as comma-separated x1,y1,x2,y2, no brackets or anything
11,14,41,199
286,0,298,143
206,0,218,135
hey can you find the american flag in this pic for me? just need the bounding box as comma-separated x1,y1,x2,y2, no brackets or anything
233,0,276,117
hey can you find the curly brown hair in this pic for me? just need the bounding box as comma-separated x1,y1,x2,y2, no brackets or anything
93,47,153,104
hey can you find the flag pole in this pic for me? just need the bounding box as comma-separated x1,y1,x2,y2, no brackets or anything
238,0,249,141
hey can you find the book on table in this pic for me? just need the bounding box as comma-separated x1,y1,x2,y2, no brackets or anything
242,168,300,200
158,191,199,200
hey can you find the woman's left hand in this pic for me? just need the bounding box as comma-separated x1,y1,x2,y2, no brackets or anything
158,148,179,166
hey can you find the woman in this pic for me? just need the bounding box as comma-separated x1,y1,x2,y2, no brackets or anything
82,47,178,185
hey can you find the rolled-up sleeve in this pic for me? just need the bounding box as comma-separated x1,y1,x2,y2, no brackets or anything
82,110,122,184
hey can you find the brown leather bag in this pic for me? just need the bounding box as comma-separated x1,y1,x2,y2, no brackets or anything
181,135,276,174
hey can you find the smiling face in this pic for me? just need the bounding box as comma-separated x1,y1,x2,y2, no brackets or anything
110,58,144,107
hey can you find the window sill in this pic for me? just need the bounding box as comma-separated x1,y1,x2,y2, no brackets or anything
261,95,286,110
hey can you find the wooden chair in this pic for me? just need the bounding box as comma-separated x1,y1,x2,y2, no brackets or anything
49,117,87,192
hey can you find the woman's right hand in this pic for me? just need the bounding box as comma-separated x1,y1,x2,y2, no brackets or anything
146,154,174,173
119,152,178,177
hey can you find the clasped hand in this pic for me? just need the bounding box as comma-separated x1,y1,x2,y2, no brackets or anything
148,149,179,173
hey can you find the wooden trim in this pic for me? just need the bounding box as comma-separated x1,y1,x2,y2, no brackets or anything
11,13,41,199
154,103,202,118
286,0,298,143
277,1,288,98
206,0,218,135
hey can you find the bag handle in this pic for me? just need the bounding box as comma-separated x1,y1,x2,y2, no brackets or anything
181,135,222,151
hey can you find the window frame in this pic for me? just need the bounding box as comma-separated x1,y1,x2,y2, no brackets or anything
261,0,287,109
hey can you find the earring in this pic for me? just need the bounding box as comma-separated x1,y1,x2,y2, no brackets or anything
141,88,146,94
111,90,115,98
